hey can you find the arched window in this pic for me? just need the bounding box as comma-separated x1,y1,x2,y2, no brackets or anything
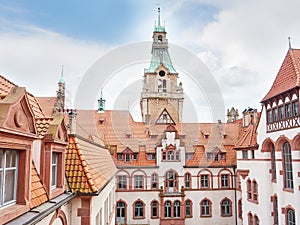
247,179,252,200
200,199,211,217
116,201,126,224
253,180,258,202
158,35,163,42
151,200,159,218
271,143,276,181
254,215,259,225
164,201,172,218
117,175,127,190
185,200,192,217
151,173,158,189
273,195,278,225
238,199,242,219
283,142,293,189
184,173,191,188
221,198,232,217
174,200,181,218
162,79,167,92
133,201,144,218
248,212,253,225
286,209,295,225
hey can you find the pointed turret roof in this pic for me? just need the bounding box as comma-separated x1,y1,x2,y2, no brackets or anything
262,48,300,102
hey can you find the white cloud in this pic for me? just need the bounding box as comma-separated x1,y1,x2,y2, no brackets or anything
0,23,110,108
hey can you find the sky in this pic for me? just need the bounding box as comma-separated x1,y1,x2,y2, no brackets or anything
1,0,300,122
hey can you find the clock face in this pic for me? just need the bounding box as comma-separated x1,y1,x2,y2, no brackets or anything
159,70,165,77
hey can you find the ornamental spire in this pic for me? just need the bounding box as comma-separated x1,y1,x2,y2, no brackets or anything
154,7,165,32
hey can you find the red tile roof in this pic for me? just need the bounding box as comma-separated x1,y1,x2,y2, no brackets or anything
36,97,57,117
75,110,243,167
0,75,45,118
35,118,53,138
30,162,49,208
262,49,300,102
234,113,260,150
65,135,117,194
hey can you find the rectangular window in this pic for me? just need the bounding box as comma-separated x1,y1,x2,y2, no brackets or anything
51,152,58,188
279,106,284,120
118,176,127,189
267,110,273,123
185,173,191,188
151,174,157,189
201,175,209,188
292,101,299,116
132,154,137,160
185,201,191,217
117,154,123,160
273,109,278,122
220,153,226,160
242,150,248,159
221,174,229,188
125,154,130,162
0,149,18,207
273,196,278,225
285,104,291,118
135,176,143,189
147,154,155,160
214,154,219,161
207,153,213,160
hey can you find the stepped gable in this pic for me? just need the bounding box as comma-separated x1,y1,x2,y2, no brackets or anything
65,135,117,194
262,49,300,102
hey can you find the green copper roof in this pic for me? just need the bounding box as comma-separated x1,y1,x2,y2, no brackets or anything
146,48,177,73
59,65,65,83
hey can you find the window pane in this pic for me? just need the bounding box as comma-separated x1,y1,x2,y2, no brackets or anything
0,150,3,167
5,150,11,168
4,169,16,203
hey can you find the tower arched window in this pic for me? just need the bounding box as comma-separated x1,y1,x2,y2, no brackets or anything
158,35,163,42
283,142,293,189
184,173,191,188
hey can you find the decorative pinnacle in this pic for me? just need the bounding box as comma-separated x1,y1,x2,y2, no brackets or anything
288,36,292,49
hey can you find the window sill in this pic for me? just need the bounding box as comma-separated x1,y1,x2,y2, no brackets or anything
283,187,294,193
0,204,29,224
200,215,212,218
133,216,145,220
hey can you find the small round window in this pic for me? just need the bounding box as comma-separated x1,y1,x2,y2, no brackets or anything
159,70,165,77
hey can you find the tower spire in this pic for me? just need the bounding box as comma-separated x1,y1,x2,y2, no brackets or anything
158,7,161,27
59,65,65,83
154,7,165,32
98,89,106,113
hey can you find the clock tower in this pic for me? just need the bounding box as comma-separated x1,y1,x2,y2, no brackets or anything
140,8,184,125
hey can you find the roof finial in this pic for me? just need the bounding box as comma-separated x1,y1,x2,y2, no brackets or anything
288,36,292,49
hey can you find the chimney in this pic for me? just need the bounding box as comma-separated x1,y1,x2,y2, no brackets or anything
243,107,257,127
68,109,77,134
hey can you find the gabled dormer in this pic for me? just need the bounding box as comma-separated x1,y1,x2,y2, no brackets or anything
261,48,300,132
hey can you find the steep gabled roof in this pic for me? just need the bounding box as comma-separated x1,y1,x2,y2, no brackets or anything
234,113,261,150
262,49,300,102
30,162,48,208
65,135,117,194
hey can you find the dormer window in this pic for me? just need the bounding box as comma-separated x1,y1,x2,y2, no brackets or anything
51,152,58,188
125,154,130,162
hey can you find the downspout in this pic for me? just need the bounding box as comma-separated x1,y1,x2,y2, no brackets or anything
233,166,237,225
